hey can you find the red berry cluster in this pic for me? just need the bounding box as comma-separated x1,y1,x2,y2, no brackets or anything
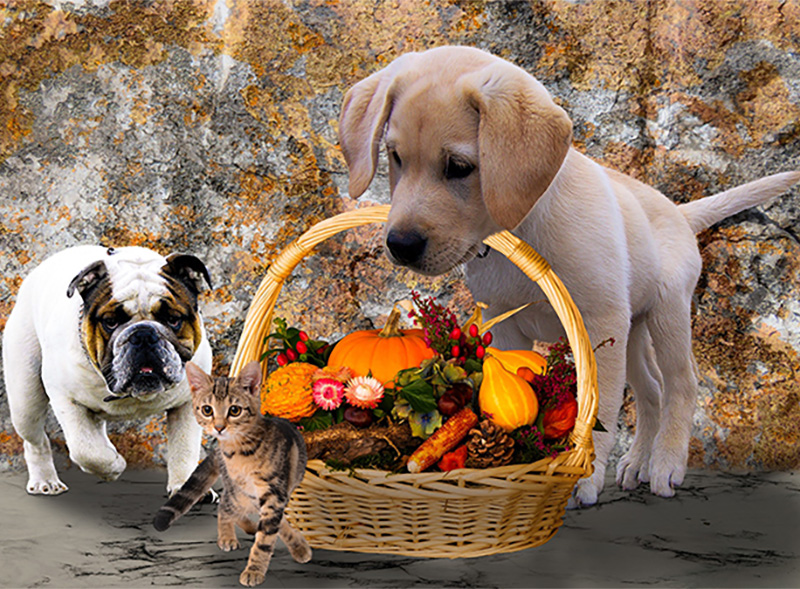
264,318,330,369
275,330,310,366
447,322,493,365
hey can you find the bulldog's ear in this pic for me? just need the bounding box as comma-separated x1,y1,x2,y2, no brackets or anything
339,53,417,198
163,254,212,297
184,361,211,393
460,59,573,230
67,260,109,300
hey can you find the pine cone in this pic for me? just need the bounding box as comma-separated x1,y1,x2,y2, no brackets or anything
465,420,515,468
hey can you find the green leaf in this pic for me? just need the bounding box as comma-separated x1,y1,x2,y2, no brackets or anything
592,418,607,432
298,411,334,432
463,358,482,374
398,379,437,413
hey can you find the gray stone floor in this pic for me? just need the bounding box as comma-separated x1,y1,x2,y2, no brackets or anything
1,467,798,588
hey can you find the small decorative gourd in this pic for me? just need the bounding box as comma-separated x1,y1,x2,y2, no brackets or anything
485,347,547,377
479,355,539,431
327,307,435,386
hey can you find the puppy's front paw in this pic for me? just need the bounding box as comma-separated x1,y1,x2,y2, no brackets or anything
650,451,686,497
239,567,265,587
568,468,604,509
616,449,650,490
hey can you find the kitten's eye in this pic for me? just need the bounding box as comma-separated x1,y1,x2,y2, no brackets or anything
228,405,242,417
200,405,213,417
444,156,475,180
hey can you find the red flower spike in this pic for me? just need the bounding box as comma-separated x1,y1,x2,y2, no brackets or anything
276,353,288,367
451,345,461,358
482,332,493,346
469,324,479,338
476,345,485,359
285,348,298,361
299,331,309,342
450,327,462,341
296,341,308,354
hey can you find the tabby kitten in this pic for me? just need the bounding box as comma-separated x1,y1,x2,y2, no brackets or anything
153,360,311,587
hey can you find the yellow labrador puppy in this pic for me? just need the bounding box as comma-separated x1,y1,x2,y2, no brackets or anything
339,45,799,506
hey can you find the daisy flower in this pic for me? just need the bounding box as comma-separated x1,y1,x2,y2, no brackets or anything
344,376,385,409
312,378,345,411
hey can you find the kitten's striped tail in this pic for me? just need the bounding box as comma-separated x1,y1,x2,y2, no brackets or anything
153,454,219,532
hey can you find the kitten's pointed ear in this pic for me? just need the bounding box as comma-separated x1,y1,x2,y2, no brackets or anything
238,361,263,397
185,362,210,393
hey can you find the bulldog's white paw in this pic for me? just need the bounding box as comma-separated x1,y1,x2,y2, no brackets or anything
27,476,69,495
73,450,127,482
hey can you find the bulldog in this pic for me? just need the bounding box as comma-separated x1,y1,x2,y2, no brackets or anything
2,245,213,496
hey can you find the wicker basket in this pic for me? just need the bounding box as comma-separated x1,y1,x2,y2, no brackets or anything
230,205,598,558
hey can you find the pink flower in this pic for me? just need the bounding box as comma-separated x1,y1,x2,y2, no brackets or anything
345,376,385,410
312,378,344,411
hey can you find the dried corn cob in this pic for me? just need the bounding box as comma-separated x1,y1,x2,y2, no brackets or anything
407,407,478,473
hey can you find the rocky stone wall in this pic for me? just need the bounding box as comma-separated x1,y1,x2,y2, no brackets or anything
1,0,799,475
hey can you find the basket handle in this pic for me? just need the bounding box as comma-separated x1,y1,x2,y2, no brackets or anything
230,204,598,472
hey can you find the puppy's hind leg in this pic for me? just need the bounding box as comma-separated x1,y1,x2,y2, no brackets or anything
4,319,68,495
616,319,662,490
646,294,698,497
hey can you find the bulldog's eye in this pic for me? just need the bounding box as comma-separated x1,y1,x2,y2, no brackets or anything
389,149,402,168
101,316,120,331
444,157,475,180
228,405,242,417
166,316,183,331
200,405,213,417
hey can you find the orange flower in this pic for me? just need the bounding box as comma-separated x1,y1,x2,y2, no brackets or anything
261,362,318,422
543,397,578,440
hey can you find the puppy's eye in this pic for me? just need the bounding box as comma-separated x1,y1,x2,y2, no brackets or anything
228,405,242,417
444,157,475,180
390,149,402,168
200,405,213,417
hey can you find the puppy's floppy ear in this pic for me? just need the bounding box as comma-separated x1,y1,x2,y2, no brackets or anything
339,53,417,198
67,260,109,300
461,60,573,230
163,253,212,298
237,361,263,397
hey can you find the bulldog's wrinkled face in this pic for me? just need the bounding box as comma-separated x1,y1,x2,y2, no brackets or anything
67,247,211,401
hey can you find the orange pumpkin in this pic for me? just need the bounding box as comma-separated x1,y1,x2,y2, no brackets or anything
479,355,539,431
327,308,435,386
543,396,578,439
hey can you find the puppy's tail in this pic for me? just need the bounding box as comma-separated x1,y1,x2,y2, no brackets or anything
679,171,800,233
153,453,219,532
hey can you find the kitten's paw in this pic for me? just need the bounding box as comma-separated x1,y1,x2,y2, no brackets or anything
218,537,241,552
288,539,312,563
239,568,265,587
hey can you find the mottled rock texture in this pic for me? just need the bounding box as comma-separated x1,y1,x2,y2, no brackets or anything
1,0,799,478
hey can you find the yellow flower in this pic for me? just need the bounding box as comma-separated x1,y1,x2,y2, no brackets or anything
261,362,318,422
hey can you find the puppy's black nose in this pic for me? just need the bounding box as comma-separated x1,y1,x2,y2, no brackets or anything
386,230,427,266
